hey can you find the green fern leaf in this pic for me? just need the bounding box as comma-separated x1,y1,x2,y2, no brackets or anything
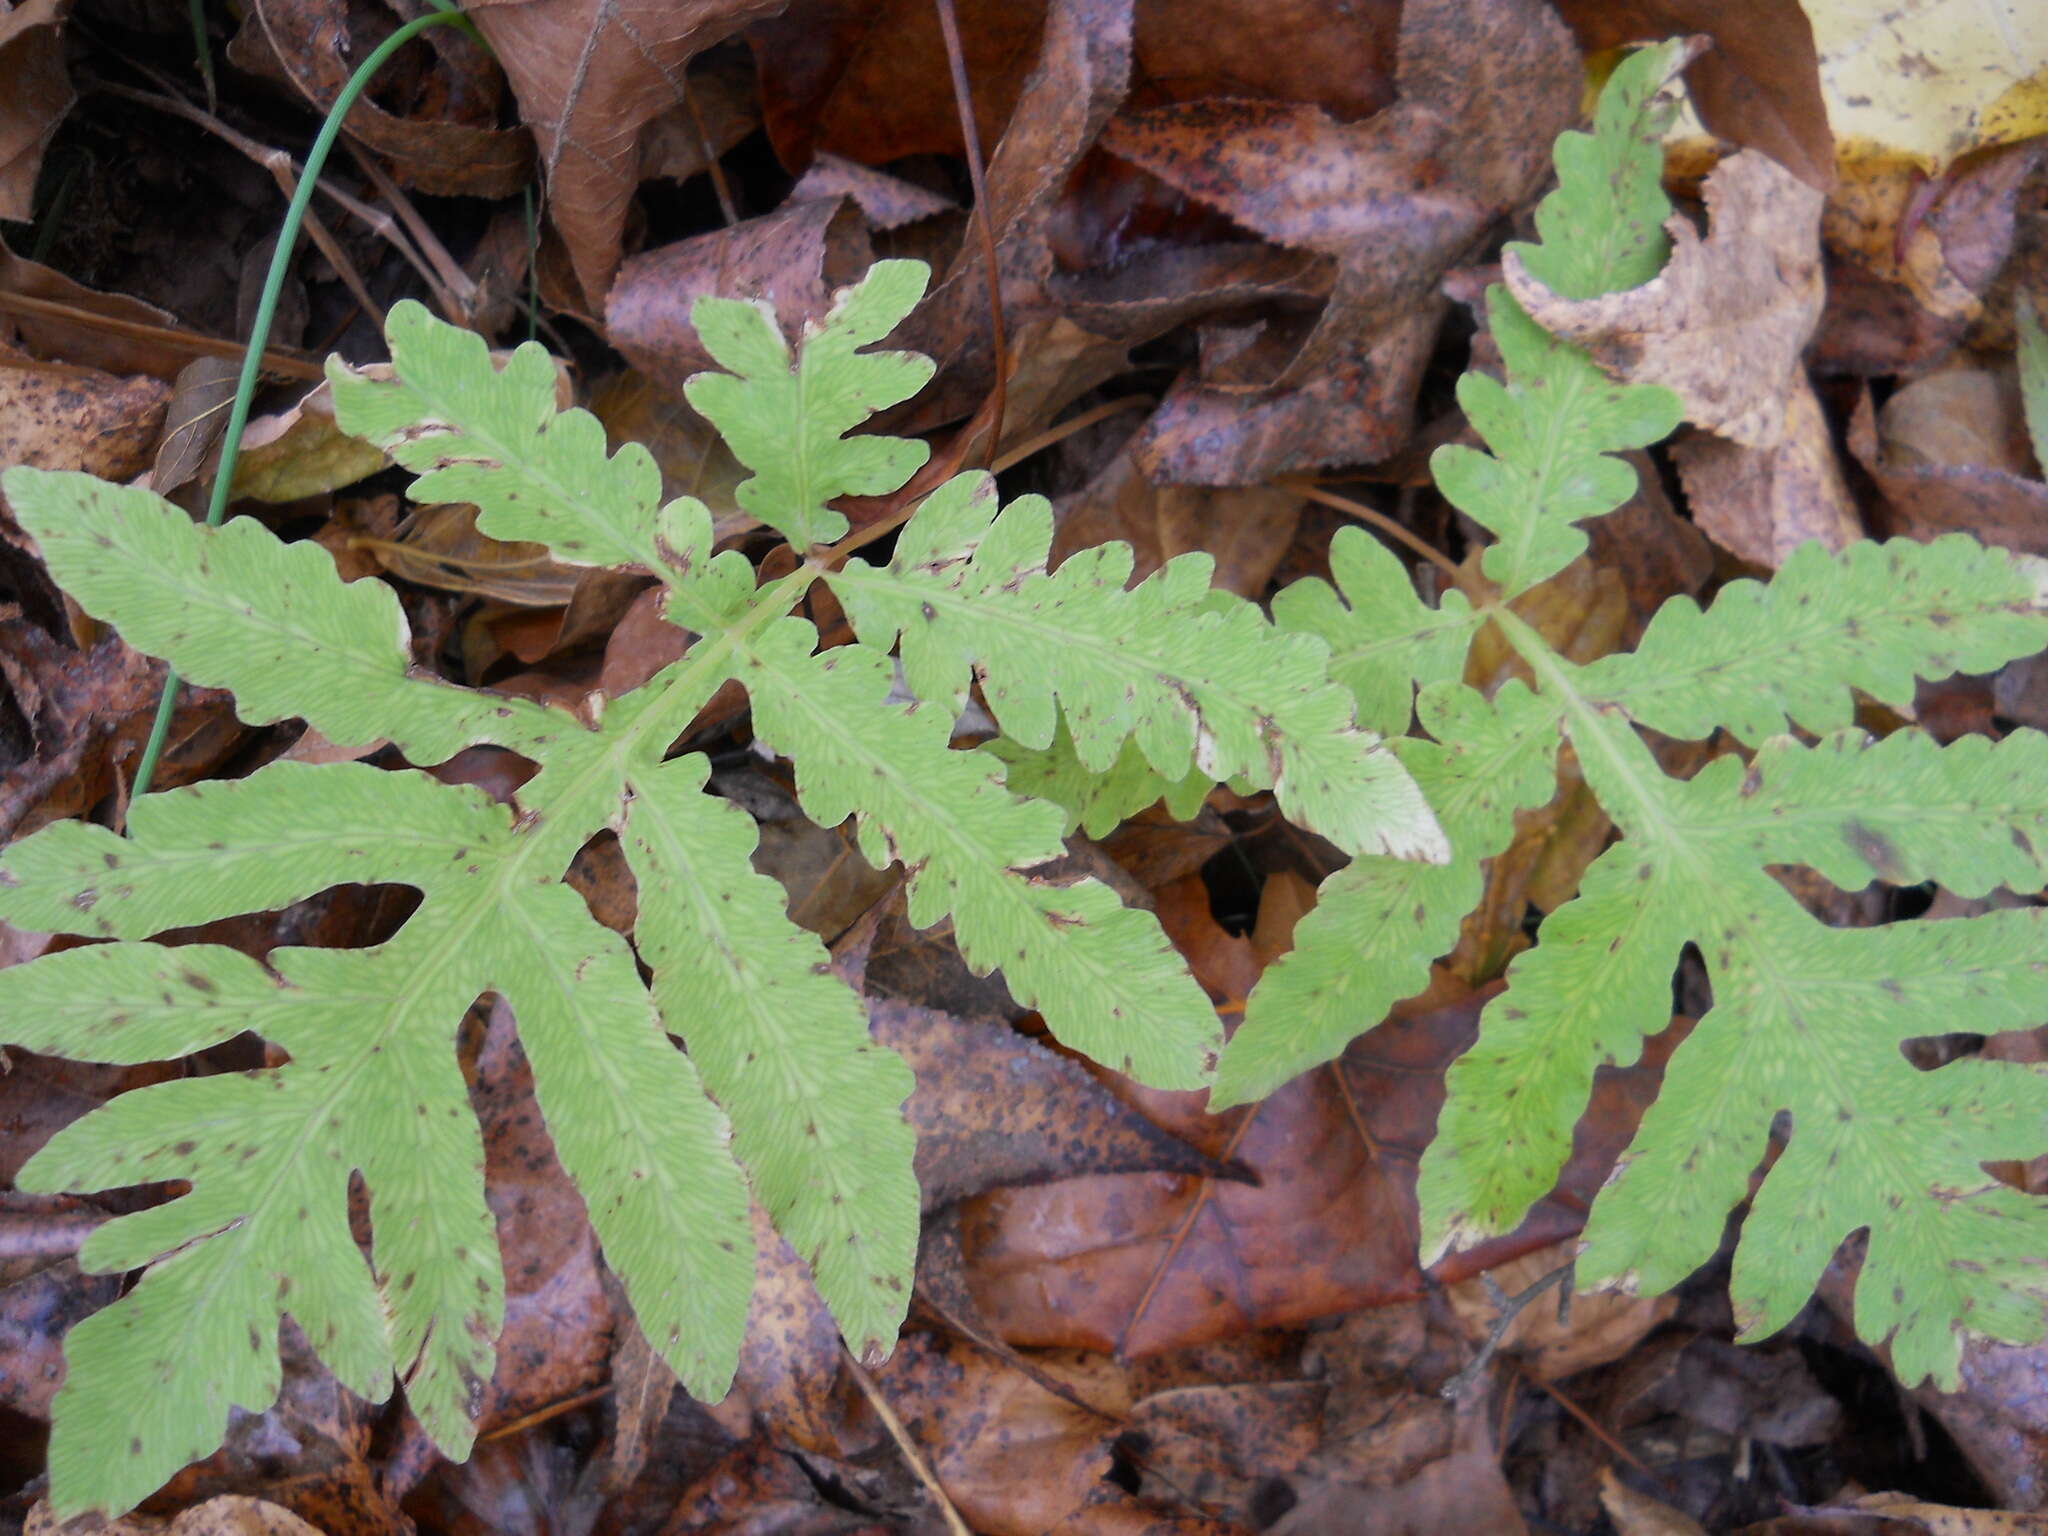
732,615,1223,1085
684,258,934,549
1431,40,1687,598
1221,41,2048,1397
829,473,1446,861
985,719,1214,838
620,753,918,1361
0,256,1408,1517
1,474,565,759
1577,537,2048,744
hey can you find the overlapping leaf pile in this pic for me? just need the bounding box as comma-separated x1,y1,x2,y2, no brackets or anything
0,264,1439,1517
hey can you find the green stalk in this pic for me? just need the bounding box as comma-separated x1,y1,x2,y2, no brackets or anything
130,2,476,803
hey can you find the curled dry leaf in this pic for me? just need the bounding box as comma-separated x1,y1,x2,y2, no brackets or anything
463,0,788,310
1671,378,1862,567
233,0,530,198
1815,140,2048,374
606,196,874,390
1505,148,1859,567
1099,0,1579,482
0,0,70,223
789,152,956,231
151,356,239,498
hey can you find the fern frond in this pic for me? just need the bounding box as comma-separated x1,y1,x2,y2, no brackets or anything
1578,536,2048,743
684,259,934,549
0,473,566,758
1430,40,1688,599
733,616,1223,1085
829,473,1446,861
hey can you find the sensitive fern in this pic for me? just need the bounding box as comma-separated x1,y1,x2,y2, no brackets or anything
1218,39,2048,1392
10,34,2048,1521
0,265,1437,1517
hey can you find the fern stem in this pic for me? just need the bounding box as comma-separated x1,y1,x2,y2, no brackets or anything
128,1,474,807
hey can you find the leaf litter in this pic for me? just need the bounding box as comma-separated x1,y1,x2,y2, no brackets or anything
1,1,2048,1532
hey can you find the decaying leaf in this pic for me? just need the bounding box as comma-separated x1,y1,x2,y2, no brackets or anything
0,0,70,224
1098,0,1579,481
463,0,787,310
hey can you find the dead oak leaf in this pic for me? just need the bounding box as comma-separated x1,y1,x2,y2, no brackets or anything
464,0,789,311
1097,0,1579,481
1505,148,1827,451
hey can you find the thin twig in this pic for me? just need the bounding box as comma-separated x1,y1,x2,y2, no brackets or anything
841,1342,973,1536
682,80,740,227
1441,1261,1574,1400
1115,1101,1262,1358
1512,1362,1668,1490
0,290,325,380
91,77,453,325
344,140,478,321
933,0,1006,466
1276,478,1464,582
478,1385,613,1442
988,393,1151,474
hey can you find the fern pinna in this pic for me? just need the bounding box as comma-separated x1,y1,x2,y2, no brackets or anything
8,36,2048,1522
0,266,1438,1514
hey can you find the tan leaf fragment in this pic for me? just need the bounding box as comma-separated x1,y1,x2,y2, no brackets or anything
0,353,168,484
1506,148,1826,451
1671,376,1862,568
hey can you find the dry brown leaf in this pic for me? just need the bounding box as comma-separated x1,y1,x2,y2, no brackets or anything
0,1191,118,1421
1550,0,1832,190
151,356,240,498
637,45,762,182
1099,0,1577,481
0,0,69,223
26,1495,327,1536
1599,1468,1711,1536
231,376,395,504
1874,361,2037,478
0,239,202,379
1671,377,1863,567
902,0,1139,434
874,997,1240,1211
233,0,530,198
469,999,612,1436
873,1333,1245,1536
465,0,787,311
1849,387,2048,556
790,151,955,230
1816,141,2048,374
606,195,873,390
1747,1493,2048,1533
1050,438,1304,598
1507,149,1826,450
